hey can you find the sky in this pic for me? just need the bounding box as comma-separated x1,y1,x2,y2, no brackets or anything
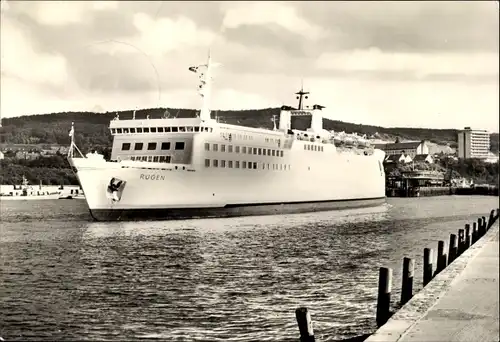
0,1,498,132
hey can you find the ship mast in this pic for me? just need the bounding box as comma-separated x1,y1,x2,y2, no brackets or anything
295,81,309,110
189,50,221,122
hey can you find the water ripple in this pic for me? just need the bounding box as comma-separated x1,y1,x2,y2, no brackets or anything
0,196,497,341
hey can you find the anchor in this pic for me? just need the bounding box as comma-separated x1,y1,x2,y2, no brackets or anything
106,177,126,202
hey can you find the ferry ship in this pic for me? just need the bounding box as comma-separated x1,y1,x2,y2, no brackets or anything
68,54,386,221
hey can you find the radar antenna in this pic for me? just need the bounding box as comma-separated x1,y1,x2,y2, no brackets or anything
295,80,309,110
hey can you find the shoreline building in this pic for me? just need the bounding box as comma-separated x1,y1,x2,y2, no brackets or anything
457,127,490,159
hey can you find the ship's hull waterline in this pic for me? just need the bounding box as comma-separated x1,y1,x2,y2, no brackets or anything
88,197,386,221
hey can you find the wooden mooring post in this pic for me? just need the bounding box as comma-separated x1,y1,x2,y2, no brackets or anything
376,267,393,328
401,257,414,305
464,224,471,250
482,216,487,234
488,209,495,229
478,217,485,237
423,248,433,286
448,234,457,265
472,222,478,244
457,229,465,256
435,240,447,275
295,307,315,342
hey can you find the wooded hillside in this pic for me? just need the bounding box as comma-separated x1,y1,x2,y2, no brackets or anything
1,108,497,153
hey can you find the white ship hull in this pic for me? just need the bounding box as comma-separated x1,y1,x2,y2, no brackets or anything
70,149,385,221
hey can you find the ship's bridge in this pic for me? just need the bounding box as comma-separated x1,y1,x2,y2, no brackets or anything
108,116,216,165
109,117,215,135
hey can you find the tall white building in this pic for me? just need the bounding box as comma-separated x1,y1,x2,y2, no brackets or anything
457,127,490,159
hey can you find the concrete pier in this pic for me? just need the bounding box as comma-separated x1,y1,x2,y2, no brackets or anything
366,221,499,342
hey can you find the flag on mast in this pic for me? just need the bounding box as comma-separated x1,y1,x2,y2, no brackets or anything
69,123,74,137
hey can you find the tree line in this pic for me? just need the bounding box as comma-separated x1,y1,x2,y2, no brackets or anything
2,108,497,153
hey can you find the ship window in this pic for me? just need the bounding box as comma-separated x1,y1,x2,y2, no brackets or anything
235,146,240,153
267,163,270,169
117,128,122,134
148,142,157,150
280,151,284,157
159,156,166,162
165,156,172,163
179,127,186,132
253,162,257,169
122,143,131,151
147,156,152,162
228,160,233,168
130,128,136,133
213,144,218,151
253,148,257,155
267,149,271,155
213,159,219,167
153,156,159,162
221,160,226,168
221,144,226,152
158,127,164,133
262,163,265,169
272,150,276,156
205,159,210,167
134,142,143,150
175,142,185,150
235,161,240,168
172,127,178,132
151,127,157,133
205,143,210,151
140,156,146,161
304,145,307,150
258,148,262,155
242,161,247,169
111,129,116,134
228,145,233,153
165,127,171,132
242,146,246,153
137,128,143,133
144,128,150,133
161,142,171,150
123,128,129,134
131,156,136,161
194,127,200,132
187,127,193,132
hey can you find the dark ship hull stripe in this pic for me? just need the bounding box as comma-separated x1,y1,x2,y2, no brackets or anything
88,197,386,221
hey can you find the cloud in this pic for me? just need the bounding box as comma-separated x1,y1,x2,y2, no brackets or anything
130,12,217,55
315,48,499,82
1,20,68,86
221,2,325,40
20,1,119,26
296,1,499,53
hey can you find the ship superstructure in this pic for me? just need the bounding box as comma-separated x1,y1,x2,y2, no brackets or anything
68,53,386,221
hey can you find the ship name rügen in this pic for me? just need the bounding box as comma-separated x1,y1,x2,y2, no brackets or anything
140,174,165,181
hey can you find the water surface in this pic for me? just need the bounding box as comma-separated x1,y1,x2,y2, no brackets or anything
0,196,497,341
